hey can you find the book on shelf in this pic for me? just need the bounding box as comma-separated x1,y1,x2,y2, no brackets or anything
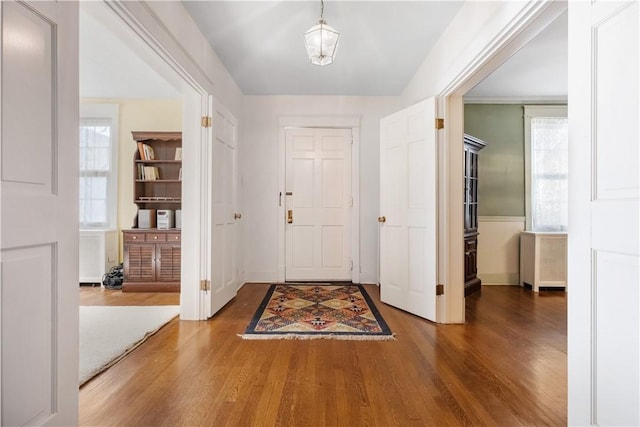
142,166,159,180
143,144,155,160
136,142,155,160
174,147,182,161
178,168,182,181
137,142,145,160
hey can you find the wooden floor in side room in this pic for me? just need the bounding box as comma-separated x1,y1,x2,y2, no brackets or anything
79,284,566,426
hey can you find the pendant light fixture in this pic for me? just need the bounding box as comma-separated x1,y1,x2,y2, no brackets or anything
304,0,340,66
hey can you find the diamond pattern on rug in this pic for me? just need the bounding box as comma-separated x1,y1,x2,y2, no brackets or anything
242,284,394,340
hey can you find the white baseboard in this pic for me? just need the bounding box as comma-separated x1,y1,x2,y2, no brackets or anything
244,272,278,283
478,272,520,285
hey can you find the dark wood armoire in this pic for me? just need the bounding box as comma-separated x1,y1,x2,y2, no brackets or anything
463,134,487,297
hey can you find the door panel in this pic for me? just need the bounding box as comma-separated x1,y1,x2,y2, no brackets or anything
207,104,239,317
285,128,352,281
568,2,639,425
1,1,78,424
380,97,437,321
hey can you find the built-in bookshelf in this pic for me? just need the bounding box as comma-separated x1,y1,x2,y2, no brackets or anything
132,131,182,213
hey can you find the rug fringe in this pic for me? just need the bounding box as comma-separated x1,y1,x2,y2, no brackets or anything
237,333,396,341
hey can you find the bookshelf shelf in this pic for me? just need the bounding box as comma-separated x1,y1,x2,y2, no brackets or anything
135,180,182,183
135,160,182,164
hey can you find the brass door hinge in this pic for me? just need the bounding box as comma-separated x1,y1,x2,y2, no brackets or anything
436,284,444,295
200,280,211,291
201,116,212,128
435,118,444,129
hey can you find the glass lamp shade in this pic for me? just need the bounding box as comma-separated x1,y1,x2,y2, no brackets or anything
304,19,340,66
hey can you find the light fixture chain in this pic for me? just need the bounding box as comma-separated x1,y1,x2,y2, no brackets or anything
320,0,324,19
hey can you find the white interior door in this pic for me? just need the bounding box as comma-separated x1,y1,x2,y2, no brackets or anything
206,101,239,317
379,98,437,321
285,128,352,281
1,1,79,424
568,2,639,425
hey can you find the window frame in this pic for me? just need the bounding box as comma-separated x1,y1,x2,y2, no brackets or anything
79,104,119,229
524,105,568,231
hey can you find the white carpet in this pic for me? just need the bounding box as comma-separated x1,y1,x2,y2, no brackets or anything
79,305,180,386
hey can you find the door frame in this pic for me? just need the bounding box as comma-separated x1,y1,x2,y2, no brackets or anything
433,1,567,323
103,1,216,320
277,116,361,283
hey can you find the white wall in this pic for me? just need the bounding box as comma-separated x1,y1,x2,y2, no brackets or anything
402,1,541,104
118,1,243,118
241,96,402,284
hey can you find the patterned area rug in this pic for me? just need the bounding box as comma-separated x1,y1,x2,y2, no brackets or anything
241,283,394,340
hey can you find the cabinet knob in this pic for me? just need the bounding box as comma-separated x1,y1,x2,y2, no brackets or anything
234,213,242,220
132,236,137,240
378,216,386,223
154,236,158,240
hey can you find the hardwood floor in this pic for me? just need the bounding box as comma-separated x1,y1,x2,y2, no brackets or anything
79,284,566,426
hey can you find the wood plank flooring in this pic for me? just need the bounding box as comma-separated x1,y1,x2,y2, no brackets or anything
79,284,566,426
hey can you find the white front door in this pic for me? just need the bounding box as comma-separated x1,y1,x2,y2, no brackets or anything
379,98,437,321
206,100,240,317
285,128,352,281
1,1,79,424
568,2,639,425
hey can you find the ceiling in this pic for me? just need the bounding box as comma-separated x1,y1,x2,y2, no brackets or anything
182,1,464,96
80,1,567,100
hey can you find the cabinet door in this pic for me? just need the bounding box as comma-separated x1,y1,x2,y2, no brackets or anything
157,243,181,282
464,237,478,281
125,243,156,282
464,148,471,230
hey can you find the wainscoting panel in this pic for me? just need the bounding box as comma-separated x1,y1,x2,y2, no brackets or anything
477,216,525,285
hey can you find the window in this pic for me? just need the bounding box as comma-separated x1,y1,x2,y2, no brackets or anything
524,106,568,232
79,105,118,228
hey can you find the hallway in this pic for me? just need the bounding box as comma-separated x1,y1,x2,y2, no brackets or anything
79,284,566,426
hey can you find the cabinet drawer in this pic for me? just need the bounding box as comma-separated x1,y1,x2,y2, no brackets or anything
124,233,146,242
167,233,181,242
146,233,166,242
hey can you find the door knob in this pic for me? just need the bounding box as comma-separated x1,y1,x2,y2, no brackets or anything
287,210,293,224
378,216,386,223
234,213,242,220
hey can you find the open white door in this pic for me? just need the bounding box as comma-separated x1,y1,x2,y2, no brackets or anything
285,128,352,281
379,98,437,321
206,98,240,317
1,1,78,424
568,2,639,425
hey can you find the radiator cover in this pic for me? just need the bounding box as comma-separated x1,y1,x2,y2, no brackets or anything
79,229,119,283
